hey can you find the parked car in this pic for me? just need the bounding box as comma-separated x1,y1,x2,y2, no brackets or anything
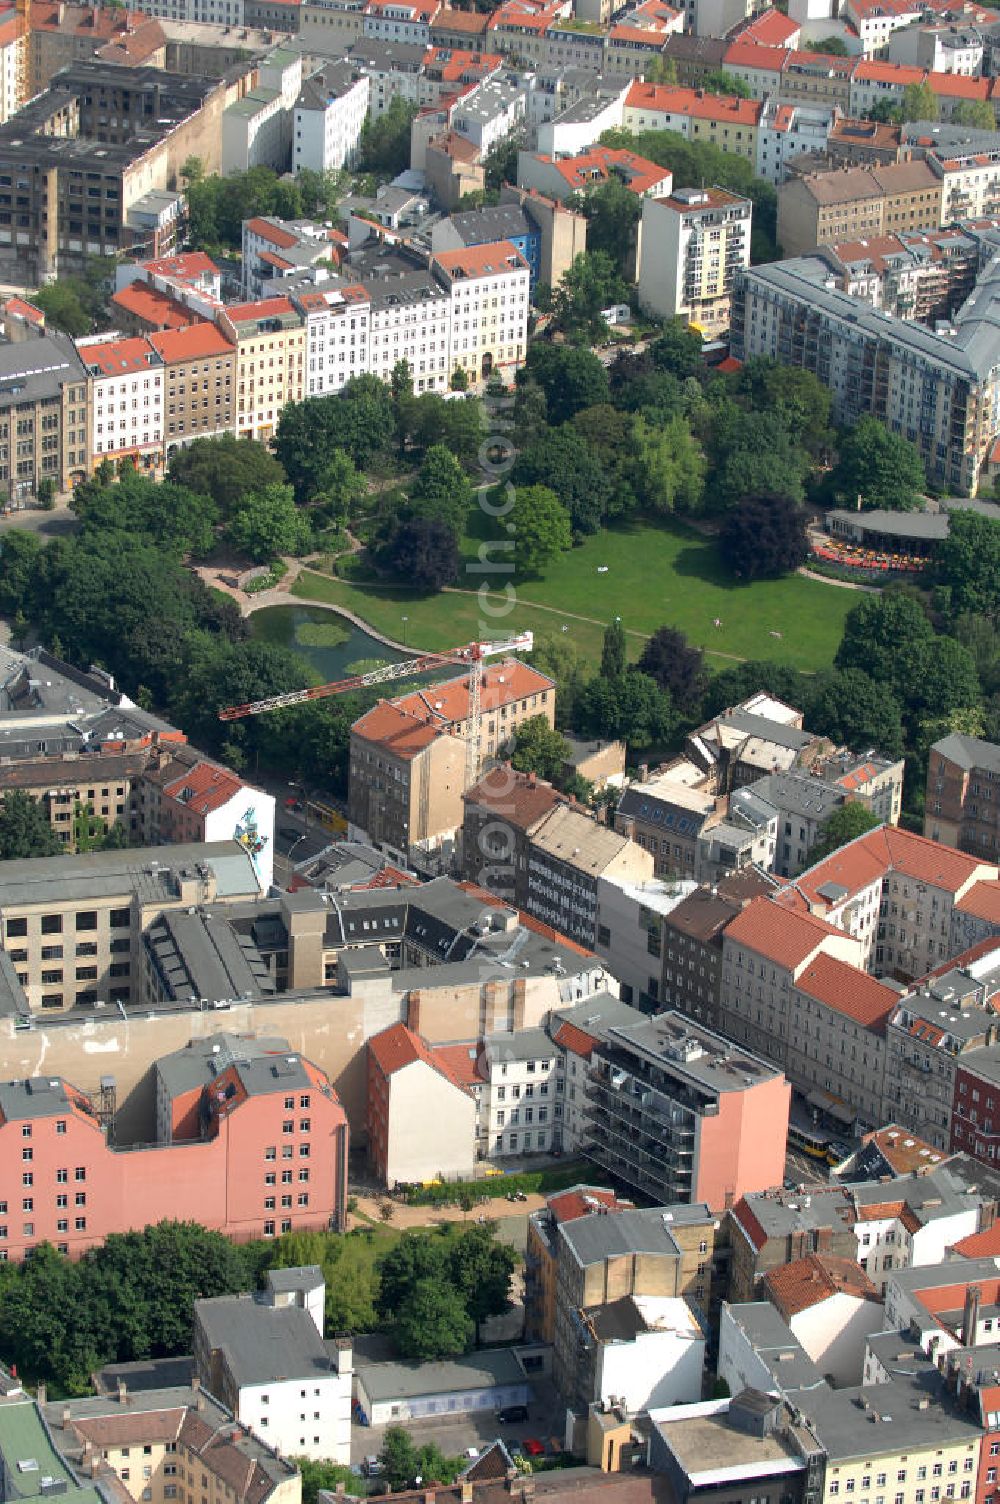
363,1459,384,1477
522,1440,545,1458
498,1406,529,1424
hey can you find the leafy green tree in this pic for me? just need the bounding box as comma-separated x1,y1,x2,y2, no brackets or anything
708,407,808,509
637,627,706,714
702,69,751,96
630,413,705,515
511,484,571,575
312,449,366,528
31,282,91,337
701,660,808,718
0,791,62,858
522,344,610,425
901,81,939,121
483,131,525,191
409,393,484,467
644,53,677,83
601,617,627,680
380,516,460,590
832,417,926,511
450,366,469,392
447,1223,517,1343
71,471,219,559
576,669,675,750
295,166,348,219
809,802,882,862
180,155,204,184
409,445,473,537
719,494,808,579
167,434,287,518
225,484,312,563
269,1228,380,1334
835,588,935,696
0,529,42,616
551,250,629,343
739,359,833,455
513,427,610,535
506,713,571,780
393,1278,473,1360
804,34,850,53
377,1231,449,1315
649,319,705,379
933,509,1000,622
914,635,982,722
805,668,905,759
295,1458,365,1504
380,1429,419,1492
357,96,418,177
568,177,642,278
275,378,396,497
951,99,997,130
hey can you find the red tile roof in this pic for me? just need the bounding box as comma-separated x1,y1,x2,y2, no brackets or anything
531,146,672,197
624,80,762,127
764,1253,877,1317
723,39,789,70
795,952,899,1032
957,880,1000,923
148,323,234,363
351,700,451,759
954,1223,1000,1258
730,1196,769,1252
785,826,993,914
369,1022,467,1089
463,766,562,830
111,282,194,330
740,8,800,45
161,760,244,816
433,240,528,278
226,296,298,323
547,1186,632,1223
551,1019,599,1058
77,334,159,378
393,658,553,726
724,896,843,970
430,1042,482,1086
854,59,925,85
245,216,298,248
928,70,991,98
2,296,44,326
433,6,492,29
141,250,218,281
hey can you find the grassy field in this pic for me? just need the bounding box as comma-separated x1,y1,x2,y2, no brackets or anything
292,518,858,673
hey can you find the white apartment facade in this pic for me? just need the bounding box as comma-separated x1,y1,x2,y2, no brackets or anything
638,187,752,336
756,101,837,185
366,273,452,391
432,241,531,384
479,1027,564,1158
77,334,165,473
293,65,370,173
295,282,372,396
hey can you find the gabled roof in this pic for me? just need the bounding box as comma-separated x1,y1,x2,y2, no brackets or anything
161,761,245,817
111,282,194,330
351,700,452,759
368,1021,468,1089
148,323,235,363
794,952,899,1032
723,895,843,970
764,1253,877,1317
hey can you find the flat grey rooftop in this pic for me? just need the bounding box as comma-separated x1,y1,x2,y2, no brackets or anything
196,1293,332,1386
355,1348,526,1401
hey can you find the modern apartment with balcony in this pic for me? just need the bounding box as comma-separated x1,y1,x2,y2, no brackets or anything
582,1010,789,1212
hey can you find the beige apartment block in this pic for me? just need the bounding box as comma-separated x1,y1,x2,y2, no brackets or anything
348,702,466,862
777,161,941,258
149,322,236,458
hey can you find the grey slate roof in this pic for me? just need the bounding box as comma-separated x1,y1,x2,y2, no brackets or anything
196,1294,332,1386
932,730,1000,775
559,1207,685,1266
355,1348,527,1402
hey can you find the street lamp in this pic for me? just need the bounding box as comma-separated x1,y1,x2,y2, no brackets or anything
401,615,408,646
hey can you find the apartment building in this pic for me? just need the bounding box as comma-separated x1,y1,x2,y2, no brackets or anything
479,1025,563,1158
926,733,1000,857
622,81,762,167
0,62,245,282
27,2,166,93
660,871,777,1029
226,296,305,444
366,1021,477,1183
347,702,465,865
584,1009,790,1211
827,116,906,167
638,186,752,337
516,145,674,204
727,1162,988,1300
149,323,236,459
0,8,24,125
361,250,452,392
548,1204,712,1425
0,335,89,503
77,334,165,474
594,872,696,1014
462,765,563,904
44,1381,301,1504
0,840,262,1013
0,1033,349,1260
431,240,530,383
293,58,370,172
731,254,1000,494
525,1184,637,1344
522,804,654,950
777,161,942,259
812,224,982,324
194,1269,352,1462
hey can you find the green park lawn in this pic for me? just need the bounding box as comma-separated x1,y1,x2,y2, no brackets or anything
292,519,857,673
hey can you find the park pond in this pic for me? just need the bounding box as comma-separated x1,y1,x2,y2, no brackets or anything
250,604,408,682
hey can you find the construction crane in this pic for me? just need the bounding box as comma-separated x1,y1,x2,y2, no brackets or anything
219,629,535,788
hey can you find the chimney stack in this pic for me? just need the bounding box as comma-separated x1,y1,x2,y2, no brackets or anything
36,1384,46,1407
117,1379,128,1406
962,1284,981,1348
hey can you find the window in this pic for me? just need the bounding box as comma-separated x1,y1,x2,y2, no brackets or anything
76,911,98,932
41,914,62,934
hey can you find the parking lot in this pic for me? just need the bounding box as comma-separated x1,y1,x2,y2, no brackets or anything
349,1381,564,1468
